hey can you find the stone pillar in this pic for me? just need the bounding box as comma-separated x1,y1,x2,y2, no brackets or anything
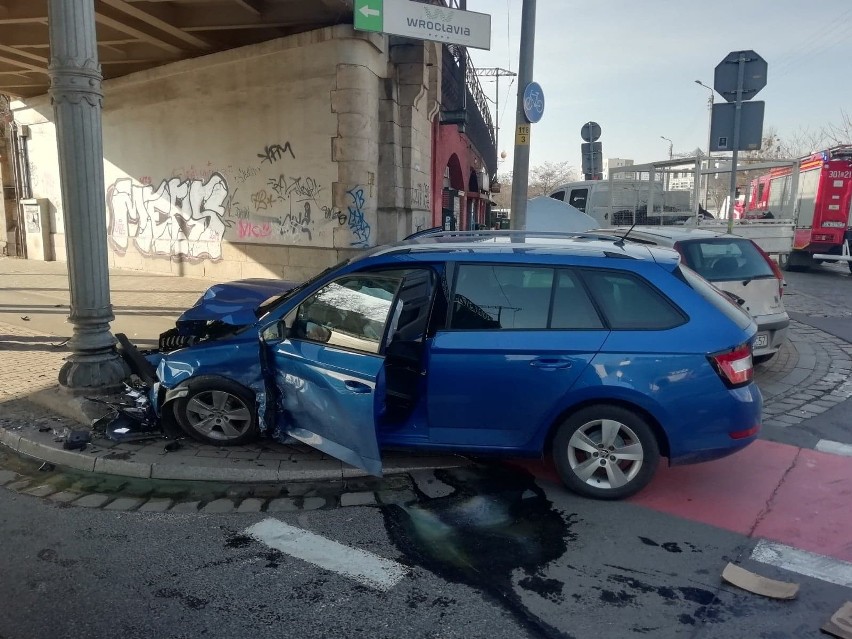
48,0,128,394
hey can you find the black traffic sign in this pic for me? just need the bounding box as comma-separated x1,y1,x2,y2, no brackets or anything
714,50,767,102
581,121,601,142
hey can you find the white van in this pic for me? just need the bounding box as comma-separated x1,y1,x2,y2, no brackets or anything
548,180,692,228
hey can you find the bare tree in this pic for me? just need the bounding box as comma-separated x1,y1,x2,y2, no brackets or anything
528,161,578,197
822,109,852,147
492,171,513,210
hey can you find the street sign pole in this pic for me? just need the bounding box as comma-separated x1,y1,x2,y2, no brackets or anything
509,0,536,231
726,53,746,233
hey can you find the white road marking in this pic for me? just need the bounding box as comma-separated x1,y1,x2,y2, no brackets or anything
751,540,852,588
815,439,852,457
244,518,407,591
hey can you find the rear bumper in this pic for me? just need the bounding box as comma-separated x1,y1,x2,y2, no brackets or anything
753,312,789,356
669,382,762,466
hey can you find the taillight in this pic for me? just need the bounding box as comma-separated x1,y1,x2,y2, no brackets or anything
709,343,753,388
754,244,785,297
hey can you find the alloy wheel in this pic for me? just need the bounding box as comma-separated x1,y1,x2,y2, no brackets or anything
184,390,252,442
566,419,645,490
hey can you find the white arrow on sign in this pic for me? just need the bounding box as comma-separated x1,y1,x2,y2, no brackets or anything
360,4,380,17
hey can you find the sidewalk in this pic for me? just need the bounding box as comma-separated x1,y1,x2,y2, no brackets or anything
2,256,851,483
0,257,465,482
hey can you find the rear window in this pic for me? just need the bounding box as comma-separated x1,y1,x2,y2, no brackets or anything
677,265,753,330
580,270,686,330
676,238,773,282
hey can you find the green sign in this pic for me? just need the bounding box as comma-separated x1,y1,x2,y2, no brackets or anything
354,0,384,33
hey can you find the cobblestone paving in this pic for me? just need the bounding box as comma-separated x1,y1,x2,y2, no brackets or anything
0,448,418,515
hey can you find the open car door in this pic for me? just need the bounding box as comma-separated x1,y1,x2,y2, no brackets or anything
263,269,432,476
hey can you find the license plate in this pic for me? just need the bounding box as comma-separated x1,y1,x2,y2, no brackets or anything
754,334,769,349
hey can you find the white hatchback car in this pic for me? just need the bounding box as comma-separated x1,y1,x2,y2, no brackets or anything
604,226,789,364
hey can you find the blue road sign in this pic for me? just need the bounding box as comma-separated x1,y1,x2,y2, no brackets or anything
522,82,544,123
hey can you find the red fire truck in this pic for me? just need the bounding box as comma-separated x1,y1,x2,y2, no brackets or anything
743,146,852,271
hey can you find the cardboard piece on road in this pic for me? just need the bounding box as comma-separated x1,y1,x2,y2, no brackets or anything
821,601,852,639
721,563,799,600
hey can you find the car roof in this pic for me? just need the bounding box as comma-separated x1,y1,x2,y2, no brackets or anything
356,230,681,268
603,226,746,244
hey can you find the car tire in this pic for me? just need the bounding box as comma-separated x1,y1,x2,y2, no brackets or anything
753,353,775,365
173,376,258,446
552,405,660,500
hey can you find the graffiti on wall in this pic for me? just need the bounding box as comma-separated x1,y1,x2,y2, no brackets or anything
346,187,371,247
257,142,295,164
106,173,229,261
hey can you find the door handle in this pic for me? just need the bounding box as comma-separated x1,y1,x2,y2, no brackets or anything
344,380,372,393
530,357,572,370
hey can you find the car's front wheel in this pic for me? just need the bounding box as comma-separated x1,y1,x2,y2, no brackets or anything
173,377,258,445
553,405,660,500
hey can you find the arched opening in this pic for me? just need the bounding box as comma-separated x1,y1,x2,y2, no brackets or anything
442,153,464,231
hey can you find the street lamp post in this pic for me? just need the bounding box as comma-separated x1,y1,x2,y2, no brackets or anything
660,136,673,191
695,80,714,210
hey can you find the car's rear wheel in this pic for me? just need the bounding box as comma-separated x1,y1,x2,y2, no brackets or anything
174,377,258,445
553,405,660,500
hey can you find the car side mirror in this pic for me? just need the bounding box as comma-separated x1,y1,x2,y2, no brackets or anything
261,319,290,343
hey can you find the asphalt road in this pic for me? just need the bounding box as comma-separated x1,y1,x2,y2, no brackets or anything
2,458,851,639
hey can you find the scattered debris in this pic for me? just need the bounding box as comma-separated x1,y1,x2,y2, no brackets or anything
21,316,30,321
721,563,799,600
822,601,852,639
38,426,52,433
88,383,163,443
52,338,70,348
164,441,183,453
38,462,55,472
62,430,91,451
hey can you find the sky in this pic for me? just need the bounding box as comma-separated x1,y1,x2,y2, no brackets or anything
465,0,852,175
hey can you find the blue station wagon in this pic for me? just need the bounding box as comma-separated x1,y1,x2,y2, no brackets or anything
120,231,763,499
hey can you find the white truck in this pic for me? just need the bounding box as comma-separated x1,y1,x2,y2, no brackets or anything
548,179,692,227
548,177,793,260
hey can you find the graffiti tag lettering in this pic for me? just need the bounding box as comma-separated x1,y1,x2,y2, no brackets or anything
251,189,274,211
346,187,371,247
106,173,228,261
258,142,295,164
238,220,273,239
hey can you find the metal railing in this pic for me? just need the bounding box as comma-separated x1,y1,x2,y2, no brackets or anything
441,44,497,178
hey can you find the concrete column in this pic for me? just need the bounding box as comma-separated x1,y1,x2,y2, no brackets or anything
48,0,128,393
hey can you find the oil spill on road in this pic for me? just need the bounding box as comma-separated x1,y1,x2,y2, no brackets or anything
637,537,702,554
381,464,578,639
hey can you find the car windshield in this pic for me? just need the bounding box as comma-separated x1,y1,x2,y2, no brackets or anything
254,261,347,318
676,238,774,282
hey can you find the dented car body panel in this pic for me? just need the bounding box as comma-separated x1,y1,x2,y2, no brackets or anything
177,278,298,327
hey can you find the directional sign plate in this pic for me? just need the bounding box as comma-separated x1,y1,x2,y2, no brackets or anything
354,0,383,32
355,0,491,50
581,141,602,175
710,101,765,151
714,50,768,102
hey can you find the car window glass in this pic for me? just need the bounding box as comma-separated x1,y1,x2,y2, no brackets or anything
677,265,752,329
293,274,400,353
451,264,554,330
581,270,685,330
678,239,774,281
551,270,605,329
569,188,589,212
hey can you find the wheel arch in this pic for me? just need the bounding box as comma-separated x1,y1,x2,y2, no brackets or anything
543,398,671,460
